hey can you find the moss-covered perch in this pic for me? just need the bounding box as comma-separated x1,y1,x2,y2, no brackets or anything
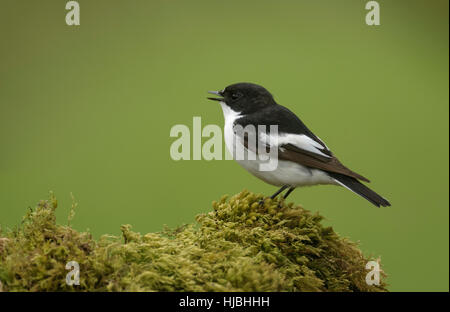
0,190,386,292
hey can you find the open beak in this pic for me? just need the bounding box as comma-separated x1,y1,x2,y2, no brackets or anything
207,90,224,102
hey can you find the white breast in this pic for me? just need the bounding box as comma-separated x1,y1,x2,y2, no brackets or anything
220,102,241,156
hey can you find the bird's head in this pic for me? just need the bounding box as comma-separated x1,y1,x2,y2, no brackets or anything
208,82,275,114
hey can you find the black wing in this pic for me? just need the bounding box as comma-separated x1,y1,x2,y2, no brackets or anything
235,104,370,182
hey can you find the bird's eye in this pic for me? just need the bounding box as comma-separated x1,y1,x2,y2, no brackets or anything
231,93,241,100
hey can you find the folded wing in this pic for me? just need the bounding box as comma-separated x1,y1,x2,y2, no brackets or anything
278,142,370,182
238,127,370,183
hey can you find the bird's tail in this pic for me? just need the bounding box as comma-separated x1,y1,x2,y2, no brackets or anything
329,173,391,207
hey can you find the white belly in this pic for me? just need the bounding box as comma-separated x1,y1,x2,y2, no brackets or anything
233,149,335,187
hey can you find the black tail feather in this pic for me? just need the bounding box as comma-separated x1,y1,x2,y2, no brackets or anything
329,173,391,208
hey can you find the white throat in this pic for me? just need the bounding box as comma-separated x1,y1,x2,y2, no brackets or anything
220,102,241,123
220,102,241,159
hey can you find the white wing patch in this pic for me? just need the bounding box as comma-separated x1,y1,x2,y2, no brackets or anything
262,132,331,158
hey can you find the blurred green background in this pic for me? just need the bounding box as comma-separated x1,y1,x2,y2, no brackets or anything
0,0,448,291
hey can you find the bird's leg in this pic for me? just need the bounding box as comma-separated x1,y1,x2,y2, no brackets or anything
277,187,296,208
270,185,289,199
258,185,289,206
283,187,296,200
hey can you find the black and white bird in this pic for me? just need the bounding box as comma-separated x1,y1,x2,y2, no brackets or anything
207,82,391,207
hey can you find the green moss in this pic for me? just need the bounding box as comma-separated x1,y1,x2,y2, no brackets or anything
0,190,387,292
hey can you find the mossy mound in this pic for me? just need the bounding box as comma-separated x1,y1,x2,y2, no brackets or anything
0,190,387,291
